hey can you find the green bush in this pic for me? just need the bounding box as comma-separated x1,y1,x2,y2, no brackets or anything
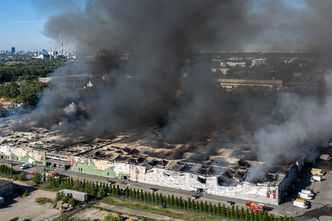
32,173,41,185
17,172,26,181
23,190,30,197
36,197,54,205
0,164,14,176
67,197,76,206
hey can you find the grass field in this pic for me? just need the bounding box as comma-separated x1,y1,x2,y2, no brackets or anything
102,197,232,221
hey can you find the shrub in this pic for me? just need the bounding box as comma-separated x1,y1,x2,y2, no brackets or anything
17,171,26,181
32,173,41,185
23,190,30,197
36,197,54,205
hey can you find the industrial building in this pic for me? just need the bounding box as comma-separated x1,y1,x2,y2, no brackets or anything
0,120,312,205
60,189,88,202
217,78,283,89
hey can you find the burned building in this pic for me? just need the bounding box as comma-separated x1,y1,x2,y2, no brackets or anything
0,120,311,205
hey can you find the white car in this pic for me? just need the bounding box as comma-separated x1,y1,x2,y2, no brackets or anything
310,175,322,182
20,164,30,170
301,189,315,197
298,192,313,200
320,154,331,161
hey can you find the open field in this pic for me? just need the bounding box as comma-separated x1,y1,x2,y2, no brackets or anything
70,207,110,221
101,197,229,221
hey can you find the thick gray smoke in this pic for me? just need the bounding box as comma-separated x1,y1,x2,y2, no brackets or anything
246,0,332,180
19,0,332,180
25,0,259,141
247,74,332,180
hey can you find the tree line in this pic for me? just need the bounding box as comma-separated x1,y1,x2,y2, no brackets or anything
43,175,294,221
0,164,14,176
0,59,64,83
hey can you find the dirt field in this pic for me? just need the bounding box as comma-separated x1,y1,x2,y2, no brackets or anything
0,187,60,221
71,207,110,220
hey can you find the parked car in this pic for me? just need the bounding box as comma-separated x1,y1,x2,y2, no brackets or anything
106,178,116,184
311,168,326,176
191,192,203,200
20,164,30,170
225,201,235,206
298,192,313,200
149,187,159,192
301,189,315,197
320,154,331,161
311,175,322,182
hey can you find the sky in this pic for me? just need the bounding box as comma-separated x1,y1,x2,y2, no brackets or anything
0,0,50,51
0,0,304,52
0,0,86,51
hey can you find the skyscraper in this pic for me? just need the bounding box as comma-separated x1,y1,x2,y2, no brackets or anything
11,47,15,54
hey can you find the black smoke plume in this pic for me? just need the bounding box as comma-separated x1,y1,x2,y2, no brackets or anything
25,0,258,141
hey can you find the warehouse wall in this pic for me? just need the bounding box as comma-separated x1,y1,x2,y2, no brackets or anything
69,156,281,205
0,146,46,166
0,148,283,205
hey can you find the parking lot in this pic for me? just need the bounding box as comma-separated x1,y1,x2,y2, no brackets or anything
0,180,60,221
272,159,332,219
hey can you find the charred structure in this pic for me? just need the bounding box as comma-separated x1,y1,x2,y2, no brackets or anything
0,119,315,205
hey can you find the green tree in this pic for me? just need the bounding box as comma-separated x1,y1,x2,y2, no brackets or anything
188,198,193,211
199,201,204,213
32,173,41,185
250,210,254,221
97,186,106,198
67,197,76,206
175,197,179,208
16,80,49,108
170,195,175,207
184,199,188,210
222,204,226,217
240,207,245,220
203,201,208,213
17,171,25,181
167,195,171,207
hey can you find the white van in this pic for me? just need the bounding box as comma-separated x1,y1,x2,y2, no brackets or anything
298,192,313,200
301,189,315,197
311,175,322,182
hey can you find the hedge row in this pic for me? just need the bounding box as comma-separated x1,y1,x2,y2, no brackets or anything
0,164,14,176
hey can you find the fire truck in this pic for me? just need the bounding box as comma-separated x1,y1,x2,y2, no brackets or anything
246,201,264,212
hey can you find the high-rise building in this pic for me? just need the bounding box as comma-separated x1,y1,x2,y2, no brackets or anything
11,47,15,54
